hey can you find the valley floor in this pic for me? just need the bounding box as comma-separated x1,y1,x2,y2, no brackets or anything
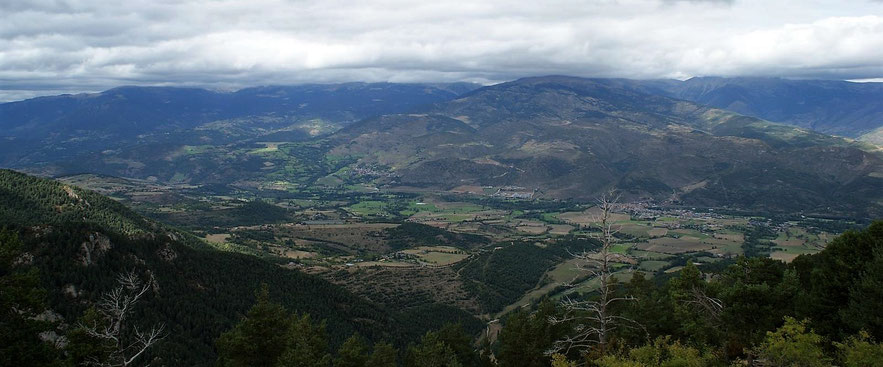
60,173,857,320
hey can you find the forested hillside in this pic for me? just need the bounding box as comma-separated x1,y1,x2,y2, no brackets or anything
0,170,481,365
490,222,883,366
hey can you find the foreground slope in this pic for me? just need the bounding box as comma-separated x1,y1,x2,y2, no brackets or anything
0,169,479,364
330,76,883,217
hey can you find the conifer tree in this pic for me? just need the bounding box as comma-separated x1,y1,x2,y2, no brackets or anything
216,284,291,367
0,228,59,366
276,313,332,367
334,334,369,367
406,330,462,367
366,342,398,367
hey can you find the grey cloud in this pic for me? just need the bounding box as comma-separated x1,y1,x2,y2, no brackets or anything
0,0,76,12
1,0,883,102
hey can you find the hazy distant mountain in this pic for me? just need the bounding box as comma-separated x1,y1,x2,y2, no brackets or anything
0,82,479,166
644,77,883,138
330,76,883,216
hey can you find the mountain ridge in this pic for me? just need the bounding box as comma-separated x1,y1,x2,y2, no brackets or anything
2,76,882,217
329,76,883,217
646,76,883,137
0,82,481,166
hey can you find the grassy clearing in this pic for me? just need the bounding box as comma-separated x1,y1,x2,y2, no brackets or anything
548,224,574,235
169,172,189,183
672,228,710,239
249,142,283,154
497,257,585,317
275,248,319,259
401,246,469,265
630,250,674,260
540,212,561,223
770,252,798,262
558,208,630,226
347,200,390,216
639,260,671,272
204,233,230,243
562,269,634,296
618,222,652,238
181,145,214,155
637,236,711,254
609,243,633,254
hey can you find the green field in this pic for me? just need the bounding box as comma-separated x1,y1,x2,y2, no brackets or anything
402,246,469,265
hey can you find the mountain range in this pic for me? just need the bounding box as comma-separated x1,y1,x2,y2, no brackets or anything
0,82,479,166
647,77,883,138
329,76,883,216
1,76,882,217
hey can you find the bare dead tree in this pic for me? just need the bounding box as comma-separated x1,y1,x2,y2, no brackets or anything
673,265,724,325
685,286,724,323
548,192,640,357
81,270,165,367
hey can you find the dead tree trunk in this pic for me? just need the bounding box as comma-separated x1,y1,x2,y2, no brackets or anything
549,192,639,357
81,270,165,367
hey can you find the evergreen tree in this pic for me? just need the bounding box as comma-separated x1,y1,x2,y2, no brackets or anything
365,342,398,367
65,307,111,366
497,299,563,367
276,313,332,367
617,272,675,346
216,284,292,367
792,221,883,340
717,257,796,356
406,330,462,367
334,334,369,367
842,248,883,338
0,228,59,366
668,261,721,346
435,323,481,367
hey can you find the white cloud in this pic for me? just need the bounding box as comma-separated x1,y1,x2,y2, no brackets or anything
1,0,882,101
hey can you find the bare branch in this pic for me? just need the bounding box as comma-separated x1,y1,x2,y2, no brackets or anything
549,191,643,357
683,286,724,322
80,269,165,367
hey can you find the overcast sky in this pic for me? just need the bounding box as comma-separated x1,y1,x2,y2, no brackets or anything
2,0,883,102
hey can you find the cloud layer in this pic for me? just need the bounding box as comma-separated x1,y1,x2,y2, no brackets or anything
1,0,882,101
